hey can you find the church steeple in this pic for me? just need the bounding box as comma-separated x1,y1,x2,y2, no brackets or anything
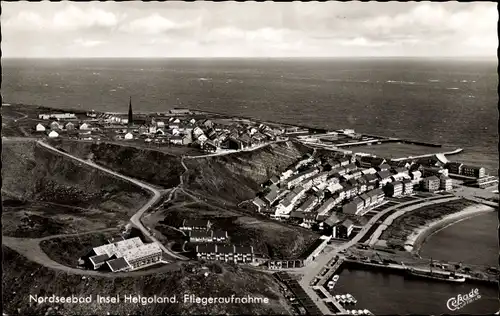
128,96,133,127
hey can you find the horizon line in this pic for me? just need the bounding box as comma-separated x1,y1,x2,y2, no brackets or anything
2,56,497,60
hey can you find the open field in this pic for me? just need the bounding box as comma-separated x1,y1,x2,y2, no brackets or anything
2,141,150,237
379,199,476,245
2,245,293,315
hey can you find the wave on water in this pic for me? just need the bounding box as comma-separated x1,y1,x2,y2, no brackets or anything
428,79,440,82
92,72,100,75
386,80,416,85
110,89,117,92
198,78,212,81
447,87,460,90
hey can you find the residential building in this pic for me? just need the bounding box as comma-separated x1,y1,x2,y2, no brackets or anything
383,181,400,197
180,219,212,231
377,170,393,186
203,141,217,152
213,230,229,243
50,121,61,130
336,219,354,239
316,198,337,217
65,122,75,130
196,244,254,264
342,197,364,215
297,196,319,213
124,132,134,140
402,179,414,195
286,168,319,189
440,175,453,191
423,176,440,192
48,130,59,138
411,170,422,182
252,197,267,212
446,162,464,175
359,193,371,208
170,135,183,145
35,123,46,132
358,156,386,169
322,214,342,236
302,212,318,225
263,185,280,205
79,123,90,130
461,165,486,178
189,230,213,243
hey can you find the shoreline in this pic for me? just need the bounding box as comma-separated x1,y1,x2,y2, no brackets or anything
404,204,495,253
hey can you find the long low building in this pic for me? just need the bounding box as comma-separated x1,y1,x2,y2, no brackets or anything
196,244,254,264
90,237,164,272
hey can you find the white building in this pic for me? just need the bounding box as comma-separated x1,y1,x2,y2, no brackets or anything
36,123,46,132
124,132,134,140
48,130,59,138
79,123,90,130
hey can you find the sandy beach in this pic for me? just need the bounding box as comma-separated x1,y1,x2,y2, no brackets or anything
404,204,495,253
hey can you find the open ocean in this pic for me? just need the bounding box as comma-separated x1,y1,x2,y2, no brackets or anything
3,58,498,174
2,58,498,314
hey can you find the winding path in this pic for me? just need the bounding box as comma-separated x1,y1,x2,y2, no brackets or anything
3,139,188,277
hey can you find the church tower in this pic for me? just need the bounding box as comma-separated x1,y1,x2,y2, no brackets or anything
128,96,133,127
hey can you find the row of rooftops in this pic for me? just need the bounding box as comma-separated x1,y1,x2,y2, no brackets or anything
196,244,254,255
189,230,228,239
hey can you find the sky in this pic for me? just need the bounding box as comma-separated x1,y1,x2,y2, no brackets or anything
2,1,498,58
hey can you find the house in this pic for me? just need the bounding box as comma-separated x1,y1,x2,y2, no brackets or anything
180,219,212,231
316,198,336,216
286,168,319,189
297,196,319,213
50,121,61,130
363,173,379,185
195,244,217,261
149,126,157,134
189,230,213,243
374,188,385,203
377,170,393,186
221,138,243,150
203,141,218,152
197,134,208,143
239,134,252,148
234,246,254,263
171,128,181,136
420,166,447,178
302,212,317,225
342,197,364,215
182,134,193,145
193,126,204,138
376,163,391,172
461,165,485,178
411,170,422,181
189,118,196,125
35,123,46,132
170,135,183,145
423,176,440,192
172,118,181,124
252,197,267,212
79,123,90,130
445,162,464,175
322,213,342,236
403,179,414,195
124,132,134,140
335,219,354,239
263,185,280,205
269,176,280,185
213,230,228,243
440,175,453,191
47,130,59,138
359,193,371,208
65,122,75,130
384,181,403,197
156,121,165,128
196,244,254,264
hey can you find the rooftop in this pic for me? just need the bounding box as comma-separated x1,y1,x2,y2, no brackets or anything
107,257,130,272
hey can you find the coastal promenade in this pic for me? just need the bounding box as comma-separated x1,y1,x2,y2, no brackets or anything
367,196,461,246
295,194,464,315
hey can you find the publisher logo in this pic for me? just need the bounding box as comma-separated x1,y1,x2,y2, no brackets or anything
446,288,481,311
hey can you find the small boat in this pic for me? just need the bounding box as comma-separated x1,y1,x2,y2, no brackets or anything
352,311,358,315
358,310,364,314
333,275,340,282
404,258,467,283
327,281,335,289
363,310,370,315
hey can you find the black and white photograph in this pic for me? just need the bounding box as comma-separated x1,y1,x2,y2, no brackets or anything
1,1,499,315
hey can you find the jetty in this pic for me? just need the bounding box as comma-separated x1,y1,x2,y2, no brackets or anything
391,148,463,161
313,285,347,314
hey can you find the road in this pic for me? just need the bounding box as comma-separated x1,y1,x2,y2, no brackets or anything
183,140,287,159
37,140,187,261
